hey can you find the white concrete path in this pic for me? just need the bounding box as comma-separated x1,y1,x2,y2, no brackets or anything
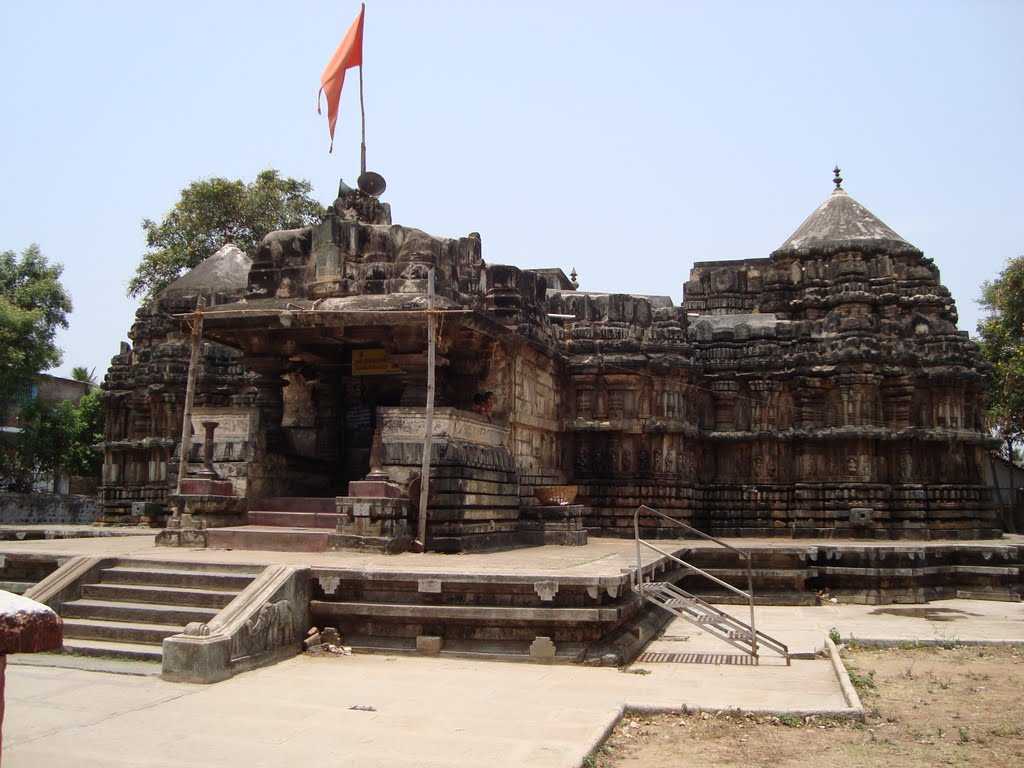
643,598,1024,659
4,652,848,768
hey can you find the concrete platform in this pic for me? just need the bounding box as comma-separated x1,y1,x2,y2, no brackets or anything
3,652,851,768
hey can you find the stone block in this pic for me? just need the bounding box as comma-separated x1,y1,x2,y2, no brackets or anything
529,636,556,663
416,635,443,655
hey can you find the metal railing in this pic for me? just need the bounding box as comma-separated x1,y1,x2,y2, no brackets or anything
633,504,758,657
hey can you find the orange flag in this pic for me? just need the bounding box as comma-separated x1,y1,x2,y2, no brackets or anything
317,4,365,153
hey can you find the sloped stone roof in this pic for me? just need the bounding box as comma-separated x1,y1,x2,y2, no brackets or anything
774,188,919,256
160,244,252,299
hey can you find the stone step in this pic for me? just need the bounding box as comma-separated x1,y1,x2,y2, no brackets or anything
254,496,336,514
0,580,33,594
99,566,255,590
61,638,163,663
310,600,621,623
81,583,239,609
114,559,264,575
62,599,218,626
207,526,331,552
341,634,587,662
61,617,183,645
248,510,339,529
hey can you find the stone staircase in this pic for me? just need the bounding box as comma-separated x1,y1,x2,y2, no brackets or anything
206,497,338,553
308,568,644,663
639,580,790,663
59,560,261,662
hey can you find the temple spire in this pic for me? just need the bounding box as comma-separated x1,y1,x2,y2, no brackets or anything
833,165,843,191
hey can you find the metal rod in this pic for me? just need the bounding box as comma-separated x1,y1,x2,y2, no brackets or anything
638,540,751,599
634,505,643,589
416,268,436,550
175,296,206,495
638,504,750,559
747,556,758,657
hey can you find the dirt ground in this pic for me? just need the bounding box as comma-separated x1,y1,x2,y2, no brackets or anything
593,645,1024,768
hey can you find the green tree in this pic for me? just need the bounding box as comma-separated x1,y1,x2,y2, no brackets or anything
0,245,72,420
128,169,324,299
978,255,1024,464
71,366,97,386
0,391,103,492
65,388,104,477
1,400,76,492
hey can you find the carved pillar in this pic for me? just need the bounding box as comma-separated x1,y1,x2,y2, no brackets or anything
883,376,914,431
244,357,285,452
711,380,740,432
794,377,825,429
748,379,781,431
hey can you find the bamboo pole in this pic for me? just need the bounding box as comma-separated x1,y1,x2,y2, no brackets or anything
416,269,436,550
175,296,206,495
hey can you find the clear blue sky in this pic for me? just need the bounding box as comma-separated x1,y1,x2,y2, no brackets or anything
2,1,1022,380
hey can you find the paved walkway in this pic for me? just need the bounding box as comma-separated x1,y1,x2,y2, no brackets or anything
0,525,153,540
643,598,1024,659
1,532,1020,578
4,652,849,768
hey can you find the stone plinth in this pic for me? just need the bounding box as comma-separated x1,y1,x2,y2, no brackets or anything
347,480,404,498
333,497,411,554
179,478,235,496
157,494,248,547
519,505,588,546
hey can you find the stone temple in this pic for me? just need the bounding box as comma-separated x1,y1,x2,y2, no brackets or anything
97,169,999,553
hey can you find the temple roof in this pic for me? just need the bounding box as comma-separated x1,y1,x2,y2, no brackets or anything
774,180,919,256
160,244,252,299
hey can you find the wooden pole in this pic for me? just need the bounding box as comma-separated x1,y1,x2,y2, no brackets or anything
358,2,367,175
176,296,206,496
416,269,436,550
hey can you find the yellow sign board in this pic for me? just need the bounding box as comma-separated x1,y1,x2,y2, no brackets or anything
352,348,402,376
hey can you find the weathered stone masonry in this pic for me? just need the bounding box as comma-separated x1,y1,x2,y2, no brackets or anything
99,174,999,545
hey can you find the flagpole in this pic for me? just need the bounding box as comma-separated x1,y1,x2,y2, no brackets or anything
358,3,367,175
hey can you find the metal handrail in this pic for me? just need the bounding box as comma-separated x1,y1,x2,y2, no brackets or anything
634,505,759,657
637,505,750,559
637,540,749,598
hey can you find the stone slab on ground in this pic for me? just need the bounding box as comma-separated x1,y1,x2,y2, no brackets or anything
3,653,849,768
642,598,1024,659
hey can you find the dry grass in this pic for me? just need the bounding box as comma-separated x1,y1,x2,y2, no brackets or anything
591,645,1024,768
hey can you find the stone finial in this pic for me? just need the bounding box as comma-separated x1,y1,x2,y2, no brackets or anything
833,165,843,190
570,268,579,289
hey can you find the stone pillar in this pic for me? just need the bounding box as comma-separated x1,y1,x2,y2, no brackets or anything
748,379,781,431
245,357,285,451
711,380,740,432
197,421,220,478
794,377,825,430
883,376,915,431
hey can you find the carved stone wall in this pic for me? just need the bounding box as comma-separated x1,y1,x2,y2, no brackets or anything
101,184,999,541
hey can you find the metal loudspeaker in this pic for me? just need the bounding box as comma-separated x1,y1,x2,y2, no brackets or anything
357,171,387,197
